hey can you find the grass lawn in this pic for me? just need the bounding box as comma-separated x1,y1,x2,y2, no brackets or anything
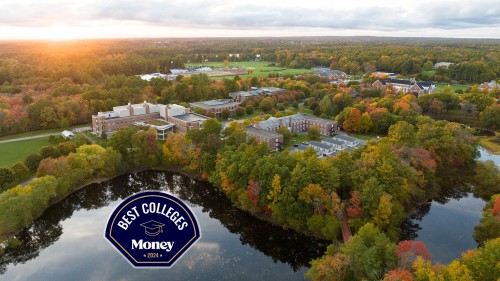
347,133,378,141
0,137,51,167
0,125,90,142
435,83,470,92
290,134,310,147
185,61,312,79
77,132,108,146
421,70,436,76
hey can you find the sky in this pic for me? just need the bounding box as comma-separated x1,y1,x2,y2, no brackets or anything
0,0,499,40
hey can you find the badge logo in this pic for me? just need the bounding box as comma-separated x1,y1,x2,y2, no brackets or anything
104,191,201,267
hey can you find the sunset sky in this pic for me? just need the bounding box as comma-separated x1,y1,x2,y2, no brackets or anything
0,0,499,40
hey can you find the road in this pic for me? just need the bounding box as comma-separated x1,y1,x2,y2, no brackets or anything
0,126,92,144
0,133,61,144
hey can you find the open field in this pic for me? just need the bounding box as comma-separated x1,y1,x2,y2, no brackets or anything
0,125,89,142
435,83,470,92
185,61,312,79
421,70,436,76
348,133,378,141
0,137,51,167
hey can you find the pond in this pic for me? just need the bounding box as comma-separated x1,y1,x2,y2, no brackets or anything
401,147,499,264
0,171,329,281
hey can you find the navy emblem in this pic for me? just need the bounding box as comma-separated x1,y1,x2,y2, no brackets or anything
104,191,201,267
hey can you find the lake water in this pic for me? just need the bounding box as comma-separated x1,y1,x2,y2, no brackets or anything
1,148,498,279
401,147,498,264
0,172,328,281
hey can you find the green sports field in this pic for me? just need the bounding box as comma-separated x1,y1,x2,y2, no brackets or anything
435,83,470,92
185,61,312,79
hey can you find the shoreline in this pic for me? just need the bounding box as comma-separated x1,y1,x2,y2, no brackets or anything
2,166,330,243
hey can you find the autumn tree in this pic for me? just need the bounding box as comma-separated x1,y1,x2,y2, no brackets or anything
346,190,363,218
342,108,362,133
388,121,416,147
307,223,398,281
267,174,281,209
395,240,432,269
308,125,321,141
383,269,414,281
473,195,500,245
479,104,500,129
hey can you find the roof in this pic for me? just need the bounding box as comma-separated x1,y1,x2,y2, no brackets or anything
334,134,359,143
257,114,307,131
229,87,286,99
172,113,209,122
190,99,240,109
345,146,358,152
377,78,434,90
322,138,345,146
61,130,74,138
309,141,331,150
245,126,282,139
303,114,336,125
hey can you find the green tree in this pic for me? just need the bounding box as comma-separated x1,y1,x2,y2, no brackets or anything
221,109,230,119
388,121,416,147
423,61,434,71
24,153,43,172
259,98,274,112
308,125,321,141
473,195,500,245
461,238,500,281
245,105,254,115
39,107,58,128
10,161,30,182
0,167,14,191
479,104,500,129
308,223,398,281
276,126,292,146
39,145,61,159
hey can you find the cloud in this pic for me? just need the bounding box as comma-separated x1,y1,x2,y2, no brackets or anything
0,0,499,34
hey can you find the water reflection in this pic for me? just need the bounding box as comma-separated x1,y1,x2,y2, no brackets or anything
401,149,499,264
0,171,328,280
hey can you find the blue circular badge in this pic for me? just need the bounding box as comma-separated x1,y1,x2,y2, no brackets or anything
104,191,201,267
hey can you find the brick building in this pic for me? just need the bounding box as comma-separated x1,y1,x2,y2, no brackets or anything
92,102,209,138
245,126,283,151
255,114,336,135
189,99,240,117
92,102,163,137
229,87,287,102
372,78,435,96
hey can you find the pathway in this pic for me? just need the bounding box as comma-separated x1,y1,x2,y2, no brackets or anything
0,126,92,144
0,133,60,144
338,211,352,242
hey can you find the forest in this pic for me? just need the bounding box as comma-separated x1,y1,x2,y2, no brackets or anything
0,38,499,136
0,38,499,280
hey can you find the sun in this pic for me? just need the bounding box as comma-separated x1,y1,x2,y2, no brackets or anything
42,23,78,40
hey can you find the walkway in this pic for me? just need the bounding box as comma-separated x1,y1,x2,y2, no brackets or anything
0,133,60,144
0,126,92,144
338,211,352,242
